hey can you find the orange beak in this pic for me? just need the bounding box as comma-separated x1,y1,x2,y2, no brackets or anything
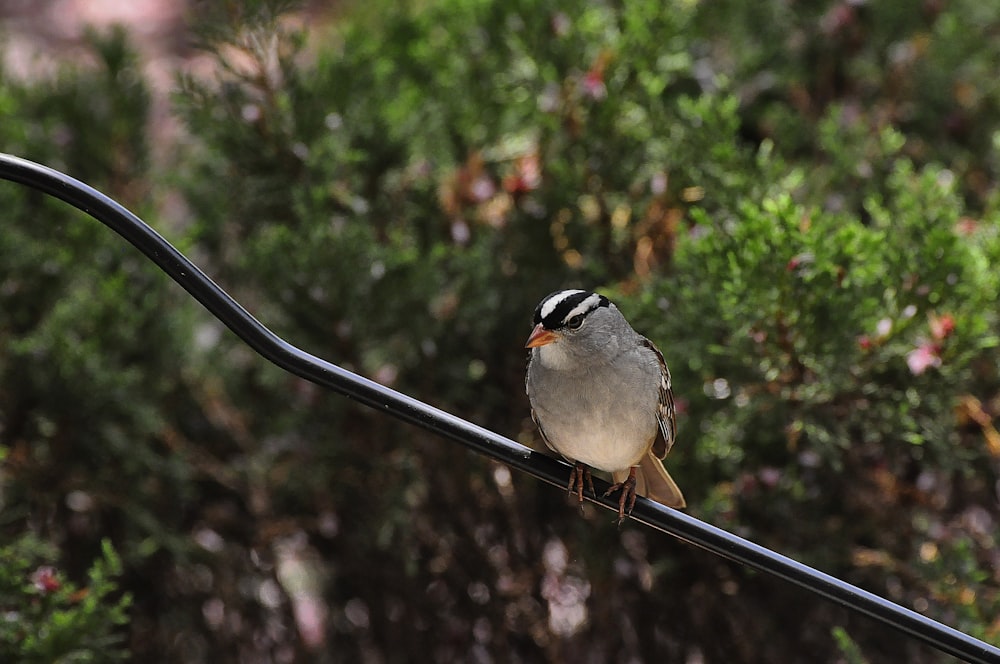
525,323,559,348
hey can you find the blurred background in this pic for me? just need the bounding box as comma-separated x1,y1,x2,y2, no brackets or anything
1,1,999,662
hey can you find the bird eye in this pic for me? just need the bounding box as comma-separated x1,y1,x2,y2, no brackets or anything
566,315,584,329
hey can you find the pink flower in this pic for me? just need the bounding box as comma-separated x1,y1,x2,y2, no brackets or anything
650,172,668,196
858,335,872,350
786,252,814,272
758,467,782,488
292,595,328,649
469,175,495,203
876,318,892,339
31,566,60,594
551,12,570,37
581,69,606,100
929,313,955,341
954,217,979,235
503,153,542,194
907,343,941,375
820,3,857,36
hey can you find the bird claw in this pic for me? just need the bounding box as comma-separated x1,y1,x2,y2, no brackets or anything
603,469,638,525
566,462,595,503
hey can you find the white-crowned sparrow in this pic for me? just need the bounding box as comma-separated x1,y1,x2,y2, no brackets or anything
525,289,685,522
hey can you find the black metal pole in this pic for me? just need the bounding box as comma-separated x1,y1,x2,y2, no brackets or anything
1,152,997,664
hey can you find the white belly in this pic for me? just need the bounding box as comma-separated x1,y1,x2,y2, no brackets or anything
529,364,659,472
539,414,652,471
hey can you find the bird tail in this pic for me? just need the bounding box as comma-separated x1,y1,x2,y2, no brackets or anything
614,451,686,508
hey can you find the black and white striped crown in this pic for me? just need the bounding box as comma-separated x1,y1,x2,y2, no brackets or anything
533,289,610,329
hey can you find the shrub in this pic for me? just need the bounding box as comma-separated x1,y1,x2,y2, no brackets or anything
2,1,998,662
0,534,131,663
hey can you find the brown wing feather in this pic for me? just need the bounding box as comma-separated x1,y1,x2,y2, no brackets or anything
639,336,676,459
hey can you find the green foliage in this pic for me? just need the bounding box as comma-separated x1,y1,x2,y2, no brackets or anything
0,535,131,663
0,25,230,660
0,27,206,561
693,0,1000,210
832,626,871,664
1,25,150,197
632,140,1000,630
2,1,1000,663
649,155,1000,476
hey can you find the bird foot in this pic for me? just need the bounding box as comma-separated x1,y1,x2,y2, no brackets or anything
603,467,638,525
566,462,596,503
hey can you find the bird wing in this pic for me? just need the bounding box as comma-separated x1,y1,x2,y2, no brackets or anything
529,406,560,455
639,336,676,459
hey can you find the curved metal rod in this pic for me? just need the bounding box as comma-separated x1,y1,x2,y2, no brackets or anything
1,152,997,663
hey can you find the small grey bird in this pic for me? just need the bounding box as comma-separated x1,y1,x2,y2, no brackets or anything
525,289,685,522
